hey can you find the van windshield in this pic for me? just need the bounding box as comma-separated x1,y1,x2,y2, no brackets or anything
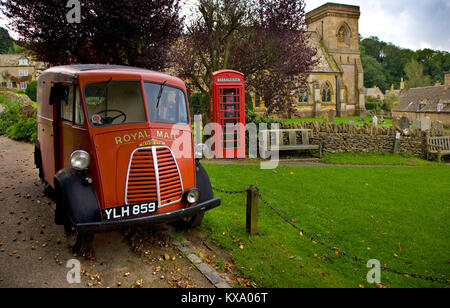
144,82,189,125
84,81,147,126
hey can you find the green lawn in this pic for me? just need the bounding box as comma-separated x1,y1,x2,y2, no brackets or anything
200,164,450,288
281,116,393,128
321,152,439,166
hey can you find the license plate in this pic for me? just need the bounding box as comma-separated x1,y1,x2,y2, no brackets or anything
102,202,157,221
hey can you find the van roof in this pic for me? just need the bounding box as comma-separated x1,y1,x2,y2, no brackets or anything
41,64,185,88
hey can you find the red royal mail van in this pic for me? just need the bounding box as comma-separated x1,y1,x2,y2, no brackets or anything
34,65,220,253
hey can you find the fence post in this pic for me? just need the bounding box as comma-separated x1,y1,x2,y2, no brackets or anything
246,185,259,236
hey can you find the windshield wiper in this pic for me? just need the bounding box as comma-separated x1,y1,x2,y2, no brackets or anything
100,77,113,103
156,80,167,109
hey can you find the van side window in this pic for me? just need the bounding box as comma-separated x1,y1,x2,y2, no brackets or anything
60,86,73,122
74,86,85,126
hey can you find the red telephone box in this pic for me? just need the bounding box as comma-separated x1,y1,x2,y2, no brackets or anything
210,70,246,159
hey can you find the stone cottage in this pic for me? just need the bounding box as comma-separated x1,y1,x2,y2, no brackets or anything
392,72,450,127
0,54,46,90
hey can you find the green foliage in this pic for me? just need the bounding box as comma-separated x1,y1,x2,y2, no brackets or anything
365,96,382,111
25,80,37,102
0,27,14,54
404,59,432,89
0,96,36,142
360,46,387,92
245,92,253,112
7,117,37,143
189,92,208,114
245,109,275,127
365,101,378,111
360,36,450,91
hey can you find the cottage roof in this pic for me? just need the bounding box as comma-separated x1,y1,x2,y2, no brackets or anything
393,85,450,113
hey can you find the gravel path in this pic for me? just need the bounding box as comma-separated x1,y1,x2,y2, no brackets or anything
0,136,229,288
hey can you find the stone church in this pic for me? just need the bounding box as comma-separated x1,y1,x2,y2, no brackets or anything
254,2,365,118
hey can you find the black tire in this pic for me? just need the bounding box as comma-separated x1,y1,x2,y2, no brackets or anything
174,161,213,229
56,184,94,256
42,179,54,198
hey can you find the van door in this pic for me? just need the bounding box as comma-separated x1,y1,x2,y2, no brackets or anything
57,85,74,170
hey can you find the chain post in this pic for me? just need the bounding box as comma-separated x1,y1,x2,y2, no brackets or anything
246,185,259,236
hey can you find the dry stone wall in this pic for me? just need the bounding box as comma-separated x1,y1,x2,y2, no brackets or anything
285,122,449,158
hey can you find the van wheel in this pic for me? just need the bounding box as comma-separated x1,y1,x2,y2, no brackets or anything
57,186,94,256
174,161,212,230
175,212,205,230
64,215,94,256
42,179,54,198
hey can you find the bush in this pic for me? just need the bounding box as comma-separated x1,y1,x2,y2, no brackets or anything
245,92,253,112
365,101,377,111
189,92,208,114
25,80,37,102
7,117,37,143
0,97,36,142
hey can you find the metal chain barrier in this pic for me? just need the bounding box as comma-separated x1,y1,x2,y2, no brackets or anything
213,186,450,285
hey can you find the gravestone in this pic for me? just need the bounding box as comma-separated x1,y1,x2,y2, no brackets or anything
431,121,444,132
420,117,431,131
392,117,400,127
372,115,378,126
348,118,355,126
400,115,410,129
359,109,365,122
379,110,385,124
329,110,336,124
321,112,329,123
412,120,421,130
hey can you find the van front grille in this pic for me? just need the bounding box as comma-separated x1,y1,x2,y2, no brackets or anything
126,147,183,206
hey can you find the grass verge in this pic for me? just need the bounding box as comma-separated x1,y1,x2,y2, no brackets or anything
200,163,450,288
321,152,439,166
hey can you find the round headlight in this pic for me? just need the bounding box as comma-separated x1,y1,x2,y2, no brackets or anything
186,189,200,204
70,150,91,171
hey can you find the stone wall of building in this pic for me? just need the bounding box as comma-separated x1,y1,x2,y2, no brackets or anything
285,122,448,157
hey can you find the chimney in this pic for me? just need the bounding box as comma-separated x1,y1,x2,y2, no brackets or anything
445,72,450,90
400,77,405,90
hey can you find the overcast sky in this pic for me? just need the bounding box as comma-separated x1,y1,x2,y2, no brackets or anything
305,0,450,51
1,0,449,52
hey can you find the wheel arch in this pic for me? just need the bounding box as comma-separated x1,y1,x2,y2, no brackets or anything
54,168,101,226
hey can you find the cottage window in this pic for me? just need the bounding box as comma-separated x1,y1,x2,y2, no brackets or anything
19,59,29,66
19,70,28,77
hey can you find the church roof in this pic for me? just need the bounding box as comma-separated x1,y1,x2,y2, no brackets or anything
307,31,340,73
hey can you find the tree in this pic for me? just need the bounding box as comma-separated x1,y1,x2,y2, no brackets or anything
360,36,384,61
1,0,183,70
25,80,37,102
360,45,387,92
404,59,431,89
0,27,13,54
171,0,316,117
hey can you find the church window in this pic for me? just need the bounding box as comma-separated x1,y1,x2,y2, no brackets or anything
321,83,332,103
298,85,308,104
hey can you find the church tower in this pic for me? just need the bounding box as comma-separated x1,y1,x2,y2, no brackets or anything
306,3,365,116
